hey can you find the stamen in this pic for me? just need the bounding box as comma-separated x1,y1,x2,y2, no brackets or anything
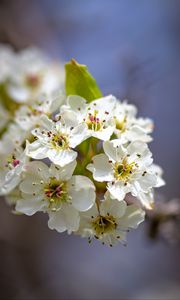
12,159,20,168
44,178,68,210
114,157,136,182
92,214,117,237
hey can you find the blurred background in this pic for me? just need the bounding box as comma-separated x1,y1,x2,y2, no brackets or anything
0,0,180,299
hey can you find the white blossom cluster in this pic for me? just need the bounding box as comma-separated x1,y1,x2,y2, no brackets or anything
0,46,165,247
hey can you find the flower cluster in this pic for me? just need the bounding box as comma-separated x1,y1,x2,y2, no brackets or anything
0,47,165,247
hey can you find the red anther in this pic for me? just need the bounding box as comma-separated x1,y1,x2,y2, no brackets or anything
89,115,95,122
13,160,20,168
55,186,62,197
45,191,51,198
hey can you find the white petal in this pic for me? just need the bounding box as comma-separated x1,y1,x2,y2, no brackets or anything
31,128,46,140
16,198,46,216
155,176,165,188
26,140,47,159
47,148,77,167
7,85,30,103
79,203,99,220
20,177,42,194
151,164,163,176
67,95,86,112
68,175,96,211
61,110,79,128
49,160,77,181
138,173,157,192
89,95,116,112
87,154,114,182
136,117,154,133
92,125,114,141
21,192,45,202
105,231,127,246
103,140,126,162
23,161,49,180
127,141,153,167
126,125,152,142
127,140,148,156
48,204,80,233
48,93,66,113
39,114,54,130
137,191,154,209
5,188,21,206
150,164,165,187
69,123,89,147
0,176,21,195
119,204,145,229
100,198,127,219
108,181,129,201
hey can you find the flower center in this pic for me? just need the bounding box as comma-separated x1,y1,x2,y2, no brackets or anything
92,215,117,236
50,132,69,150
25,74,41,89
86,110,102,131
114,157,135,182
114,116,127,132
44,178,68,211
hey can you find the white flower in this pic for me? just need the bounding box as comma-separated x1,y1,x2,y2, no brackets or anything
0,147,28,195
113,100,153,143
0,123,30,154
136,190,155,210
15,91,65,131
6,47,64,104
87,139,159,208
60,95,116,141
26,114,87,166
150,164,165,188
77,192,145,246
5,187,22,206
16,160,96,233
136,164,165,209
0,44,14,83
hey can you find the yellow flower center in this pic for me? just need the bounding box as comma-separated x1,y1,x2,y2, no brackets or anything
114,157,135,182
50,132,69,150
86,110,102,131
92,214,117,236
114,116,127,132
44,177,68,211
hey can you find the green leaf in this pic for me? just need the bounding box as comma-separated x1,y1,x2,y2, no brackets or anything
65,59,102,102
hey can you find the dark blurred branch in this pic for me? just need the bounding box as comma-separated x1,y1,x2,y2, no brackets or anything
146,198,180,244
